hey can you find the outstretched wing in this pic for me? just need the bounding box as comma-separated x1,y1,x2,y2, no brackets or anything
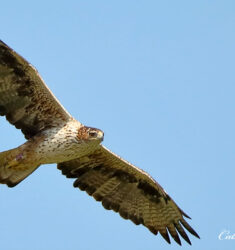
58,145,199,245
0,40,72,139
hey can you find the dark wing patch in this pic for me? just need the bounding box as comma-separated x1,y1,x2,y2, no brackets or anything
58,145,199,245
0,40,71,138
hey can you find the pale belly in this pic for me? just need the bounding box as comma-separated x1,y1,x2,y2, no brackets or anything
36,139,99,164
28,121,100,164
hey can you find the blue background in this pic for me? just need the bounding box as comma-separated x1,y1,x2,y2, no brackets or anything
0,1,235,250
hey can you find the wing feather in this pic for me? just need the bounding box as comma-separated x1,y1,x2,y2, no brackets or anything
0,40,71,138
58,145,199,245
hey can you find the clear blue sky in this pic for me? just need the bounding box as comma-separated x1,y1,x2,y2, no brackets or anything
1,1,235,250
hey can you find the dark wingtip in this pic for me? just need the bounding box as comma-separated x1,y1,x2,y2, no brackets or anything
181,220,200,239
192,230,200,239
174,222,192,245
167,226,182,245
172,234,181,246
160,230,171,244
180,208,191,219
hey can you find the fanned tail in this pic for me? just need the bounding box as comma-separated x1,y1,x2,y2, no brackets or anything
0,148,39,187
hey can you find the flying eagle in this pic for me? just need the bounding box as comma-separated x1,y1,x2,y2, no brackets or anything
0,40,199,245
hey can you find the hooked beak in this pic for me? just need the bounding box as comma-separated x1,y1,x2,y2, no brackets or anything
97,130,104,141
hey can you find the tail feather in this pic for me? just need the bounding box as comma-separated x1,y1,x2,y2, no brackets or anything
0,148,39,187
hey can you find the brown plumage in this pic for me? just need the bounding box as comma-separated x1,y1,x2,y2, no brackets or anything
0,40,199,245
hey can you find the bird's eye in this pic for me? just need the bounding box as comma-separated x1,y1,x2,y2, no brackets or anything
89,131,97,137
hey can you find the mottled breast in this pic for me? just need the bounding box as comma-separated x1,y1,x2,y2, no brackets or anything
34,119,101,164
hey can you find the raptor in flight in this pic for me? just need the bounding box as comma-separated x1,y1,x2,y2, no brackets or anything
0,40,199,245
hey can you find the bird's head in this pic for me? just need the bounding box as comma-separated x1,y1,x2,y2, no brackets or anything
77,126,104,143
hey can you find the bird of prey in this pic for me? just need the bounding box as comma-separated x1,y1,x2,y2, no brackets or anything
0,40,199,245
